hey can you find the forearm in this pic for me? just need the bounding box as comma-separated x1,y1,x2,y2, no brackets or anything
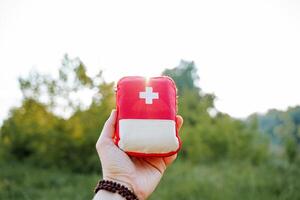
93,190,126,200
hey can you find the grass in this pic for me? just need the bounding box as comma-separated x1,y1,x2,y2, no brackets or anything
153,160,300,200
1,159,300,200
0,161,99,200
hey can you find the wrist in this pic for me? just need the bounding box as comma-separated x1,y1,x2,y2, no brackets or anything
103,176,144,200
95,179,140,200
103,176,134,192
94,190,126,200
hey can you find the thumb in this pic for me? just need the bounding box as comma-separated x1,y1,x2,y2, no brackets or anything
97,109,117,148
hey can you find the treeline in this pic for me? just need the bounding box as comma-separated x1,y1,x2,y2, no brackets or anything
249,107,300,162
0,55,298,173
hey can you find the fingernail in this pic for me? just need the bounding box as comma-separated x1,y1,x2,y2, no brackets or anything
109,109,116,118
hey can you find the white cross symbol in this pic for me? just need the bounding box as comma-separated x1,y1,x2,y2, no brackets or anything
139,87,159,104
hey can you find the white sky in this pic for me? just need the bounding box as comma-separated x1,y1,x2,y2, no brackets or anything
0,0,300,123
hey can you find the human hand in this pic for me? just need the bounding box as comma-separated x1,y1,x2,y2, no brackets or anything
96,110,183,200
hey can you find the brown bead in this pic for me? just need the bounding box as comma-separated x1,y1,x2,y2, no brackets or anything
94,179,138,200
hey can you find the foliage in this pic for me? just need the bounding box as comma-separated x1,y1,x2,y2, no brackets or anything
163,60,200,94
1,56,299,199
163,61,268,164
0,160,99,200
1,159,300,200
252,107,300,162
151,159,300,200
0,54,114,172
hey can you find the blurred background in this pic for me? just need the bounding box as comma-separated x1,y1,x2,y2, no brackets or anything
1,0,300,199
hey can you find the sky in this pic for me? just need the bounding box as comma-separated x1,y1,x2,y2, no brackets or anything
0,0,300,123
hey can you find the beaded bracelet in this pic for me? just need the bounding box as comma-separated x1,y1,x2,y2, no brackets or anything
94,180,139,200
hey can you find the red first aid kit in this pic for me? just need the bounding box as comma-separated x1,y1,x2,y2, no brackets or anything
114,76,181,157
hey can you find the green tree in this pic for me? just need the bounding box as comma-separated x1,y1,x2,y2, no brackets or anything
0,55,114,172
163,60,200,94
255,106,300,162
163,60,268,163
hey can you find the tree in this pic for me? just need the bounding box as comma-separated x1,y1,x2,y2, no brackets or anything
162,60,268,163
0,54,115,172
255,106,300,162
163,60,200,94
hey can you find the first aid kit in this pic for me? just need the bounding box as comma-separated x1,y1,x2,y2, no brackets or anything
114,76,181,157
